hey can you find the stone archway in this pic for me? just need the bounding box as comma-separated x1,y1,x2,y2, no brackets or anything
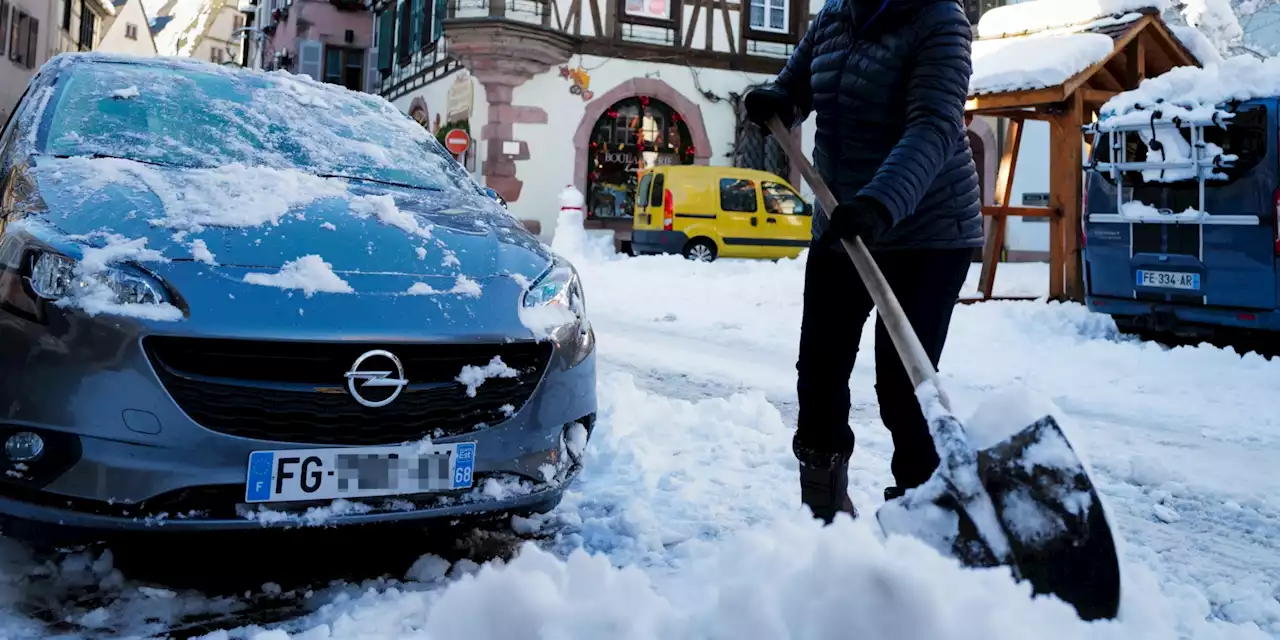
572,78,712,195
408,96,430,128
967,117,998,262
967,117,997,206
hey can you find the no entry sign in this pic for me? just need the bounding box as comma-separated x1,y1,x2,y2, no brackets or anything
444,128,470,155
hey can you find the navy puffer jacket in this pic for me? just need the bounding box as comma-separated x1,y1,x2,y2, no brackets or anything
771,0,983,250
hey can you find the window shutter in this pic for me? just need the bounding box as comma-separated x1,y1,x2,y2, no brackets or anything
364,47,379,94
296,39,323,80
418,0,432,51
376,7,394,72
396,0,410,64
26,15,36,68
0,1,7,57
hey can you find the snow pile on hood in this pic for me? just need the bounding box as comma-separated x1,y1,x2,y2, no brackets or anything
976,0,1168,39
54,232,184,321
242,255,354,297
1098,55,1280,129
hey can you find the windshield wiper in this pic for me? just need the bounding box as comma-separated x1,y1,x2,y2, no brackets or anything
315,174,441,192
46,152,199,169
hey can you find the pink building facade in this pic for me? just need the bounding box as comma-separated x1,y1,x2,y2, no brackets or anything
242,0,378,93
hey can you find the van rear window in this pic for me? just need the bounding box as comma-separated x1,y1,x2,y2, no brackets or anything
1091,103,1267,188
650,174,665,206
636,173,653,207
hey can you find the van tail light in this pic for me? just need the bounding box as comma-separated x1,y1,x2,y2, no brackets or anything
1273,187,1280,255
1080,182,1088,249
663,189,674,231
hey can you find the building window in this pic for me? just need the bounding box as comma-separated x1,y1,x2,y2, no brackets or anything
211,46,225,63
749,0,786,32
323,46,365,92
77,0,95,50
0,1,8,58
624,0,669,20
10,11,27,65
125,23,137,39
61,0,72,31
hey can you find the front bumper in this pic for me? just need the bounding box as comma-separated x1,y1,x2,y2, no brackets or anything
0,292,597,536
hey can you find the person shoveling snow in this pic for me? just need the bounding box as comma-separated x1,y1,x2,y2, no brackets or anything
743,0,1122,622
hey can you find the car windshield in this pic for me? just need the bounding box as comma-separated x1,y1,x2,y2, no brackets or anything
39,61,473,193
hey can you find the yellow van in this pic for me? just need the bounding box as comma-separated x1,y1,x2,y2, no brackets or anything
630,165,812,262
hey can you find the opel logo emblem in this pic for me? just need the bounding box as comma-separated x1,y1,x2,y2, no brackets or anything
344,349,409,408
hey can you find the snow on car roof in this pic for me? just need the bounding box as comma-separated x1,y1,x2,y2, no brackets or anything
1097,54,1280,129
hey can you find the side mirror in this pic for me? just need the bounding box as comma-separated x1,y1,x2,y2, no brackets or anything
483,187,508,209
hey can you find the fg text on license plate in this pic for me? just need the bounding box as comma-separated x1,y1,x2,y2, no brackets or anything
243,442,476,503
1136,269,1200,291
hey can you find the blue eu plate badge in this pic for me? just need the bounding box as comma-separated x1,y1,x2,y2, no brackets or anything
245,451,275,502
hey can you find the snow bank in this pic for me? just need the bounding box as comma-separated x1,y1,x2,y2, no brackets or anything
1098,55,1280,129
248,515,1266,640
971,33,1116,95
977,0,1169,39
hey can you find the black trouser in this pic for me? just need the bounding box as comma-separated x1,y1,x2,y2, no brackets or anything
794,242,972,491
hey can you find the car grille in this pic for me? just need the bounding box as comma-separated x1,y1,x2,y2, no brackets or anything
144,336,553,445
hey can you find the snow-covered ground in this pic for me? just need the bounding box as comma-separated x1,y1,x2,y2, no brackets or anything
2,229,1278,639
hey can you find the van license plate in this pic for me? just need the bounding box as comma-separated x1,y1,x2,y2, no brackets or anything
1136,269,1200,291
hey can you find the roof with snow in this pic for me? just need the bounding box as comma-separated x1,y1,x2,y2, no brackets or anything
149,15,174,34
967,0,1200,112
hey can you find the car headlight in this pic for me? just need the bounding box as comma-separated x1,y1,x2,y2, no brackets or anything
521,261,592,364
522,261,586,322
27,251,169,307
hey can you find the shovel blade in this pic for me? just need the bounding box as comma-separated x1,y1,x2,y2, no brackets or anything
876,414,1121,622
978,414,1122,622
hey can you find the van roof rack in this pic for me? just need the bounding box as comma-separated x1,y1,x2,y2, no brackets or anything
1082,110,1237,222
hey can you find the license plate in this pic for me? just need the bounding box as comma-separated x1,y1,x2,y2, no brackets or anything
1136,269,1200,291
243,442,476,503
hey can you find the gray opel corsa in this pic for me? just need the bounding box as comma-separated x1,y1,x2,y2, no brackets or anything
0,53,595,544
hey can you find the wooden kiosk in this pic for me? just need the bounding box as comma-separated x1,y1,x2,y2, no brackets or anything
963,10,1200,304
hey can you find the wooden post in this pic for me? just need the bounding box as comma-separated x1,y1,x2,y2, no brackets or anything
978,117,1024,299
1049,92,1086,302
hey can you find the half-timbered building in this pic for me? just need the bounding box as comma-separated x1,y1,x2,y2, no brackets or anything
371,0,861,241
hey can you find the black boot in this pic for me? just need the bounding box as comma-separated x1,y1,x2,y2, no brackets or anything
797,449,858,524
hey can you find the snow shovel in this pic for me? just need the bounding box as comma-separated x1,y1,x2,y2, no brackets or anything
766,116,1122,622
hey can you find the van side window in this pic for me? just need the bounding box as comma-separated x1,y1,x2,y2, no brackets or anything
636,173,653,208
649,174,665,206
762,182,806,214
719,178,757,212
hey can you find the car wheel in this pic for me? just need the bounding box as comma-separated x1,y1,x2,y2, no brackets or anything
683,239,716,262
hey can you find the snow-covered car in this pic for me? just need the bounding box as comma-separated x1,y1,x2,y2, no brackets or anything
0,53,595,544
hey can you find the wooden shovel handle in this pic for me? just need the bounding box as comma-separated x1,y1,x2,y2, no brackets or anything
766,115,952,411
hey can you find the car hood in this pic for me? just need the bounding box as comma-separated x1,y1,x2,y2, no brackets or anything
25,156,554,281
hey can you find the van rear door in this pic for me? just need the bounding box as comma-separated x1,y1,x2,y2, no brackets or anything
1084,98,1278,310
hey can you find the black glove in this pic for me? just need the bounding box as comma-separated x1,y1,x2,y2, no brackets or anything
821,196,893,248
743,84,794,134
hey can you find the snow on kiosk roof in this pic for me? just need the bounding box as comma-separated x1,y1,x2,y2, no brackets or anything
962,0,1199,306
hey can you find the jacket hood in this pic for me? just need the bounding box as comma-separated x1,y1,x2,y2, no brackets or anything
22,155,554,283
